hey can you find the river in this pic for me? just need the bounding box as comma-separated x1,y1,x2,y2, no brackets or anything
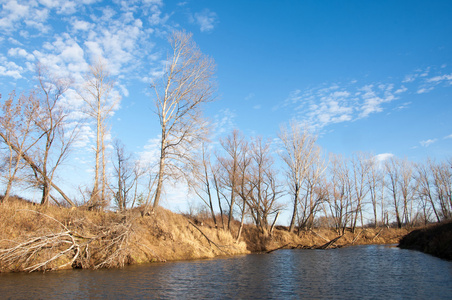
1,245,452,299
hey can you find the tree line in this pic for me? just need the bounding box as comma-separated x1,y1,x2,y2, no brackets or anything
191,125,451,237
1,30,451,236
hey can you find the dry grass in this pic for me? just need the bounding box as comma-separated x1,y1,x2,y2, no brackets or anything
0,196,414,273
0,198,248,272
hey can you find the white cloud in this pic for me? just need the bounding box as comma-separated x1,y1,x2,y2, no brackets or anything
0,0,30,32
427,73,452,83
402,74,417,83
212,108,236,136
420,139,437,147
0,55,24,79
285,65,452,129
286,79,404,128
395,102,411,110
358,84,396,118
444,134,452,140
7,47,35,61
193,9,218,32
72,19,92,31
139,136,161,168
32,35,89,78
72,124,95,148
375,153,394,163
416,87,433,94
394,85,407,94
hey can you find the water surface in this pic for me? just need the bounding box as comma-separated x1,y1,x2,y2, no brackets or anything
1,245,452,299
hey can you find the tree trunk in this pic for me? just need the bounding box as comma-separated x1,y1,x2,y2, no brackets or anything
153,147,166,209
289,192,298,233
236,199,246,242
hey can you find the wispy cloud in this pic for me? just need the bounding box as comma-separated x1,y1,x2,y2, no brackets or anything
420,139,437,147
427,73,452,83
283,81,402,128
245,93,255,101
192,9,218,32
212,108,236,136
283,66,452,129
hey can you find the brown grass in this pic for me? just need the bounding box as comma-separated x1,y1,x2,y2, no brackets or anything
0,199,248,272
0,197,413,273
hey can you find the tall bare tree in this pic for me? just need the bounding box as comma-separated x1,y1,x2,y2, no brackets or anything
367,154,385,227
298,152,327,230
78,59,119,209
34,64,78,206
218,129,249,230
246,136,283,234
326,154,353,234
278,122,320,232
430,159,452,219
151,30,216,209
0,91,39,202
385,157,402,228
349,152,371,231
384,157,418,227
416,160,441,222
191,142,218,227
111,140,136,211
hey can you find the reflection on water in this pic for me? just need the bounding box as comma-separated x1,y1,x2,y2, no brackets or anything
1,245,452,299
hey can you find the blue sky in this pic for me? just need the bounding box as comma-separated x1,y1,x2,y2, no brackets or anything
1,0,452,210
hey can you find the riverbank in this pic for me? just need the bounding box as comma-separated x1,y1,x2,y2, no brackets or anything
0,199,248,272
398,220,452,260
0,199,410,272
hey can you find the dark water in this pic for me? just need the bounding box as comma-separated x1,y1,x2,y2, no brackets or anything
1,245,452,299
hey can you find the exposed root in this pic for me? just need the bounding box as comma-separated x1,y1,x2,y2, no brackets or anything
0,210,137,272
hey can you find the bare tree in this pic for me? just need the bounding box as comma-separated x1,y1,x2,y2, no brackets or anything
384,157,417,227
416,160,441,222
326,154,353,234
211,161,226,229
430,159,452,219
298,153,327,231
0,91,39,202
278,122,320,232
191,142,218,227
111,140,136,211
218,129,249,230
151,30,216,209
367,154,385,227
33,64,78,206
246,136,283,234
349,152,371,231
385,157,403,228
398,158,417,226
78,59,119,209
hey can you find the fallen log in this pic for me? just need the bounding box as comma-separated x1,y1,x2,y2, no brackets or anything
188,220,230,255
316,235,344,249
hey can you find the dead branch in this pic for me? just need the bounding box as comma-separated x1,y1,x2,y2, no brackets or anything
188,220,230,254
310,230,330,242
316,235,344,249
352,229,366,244
266,243,291,254
0,210,137,272
371,228,384,241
